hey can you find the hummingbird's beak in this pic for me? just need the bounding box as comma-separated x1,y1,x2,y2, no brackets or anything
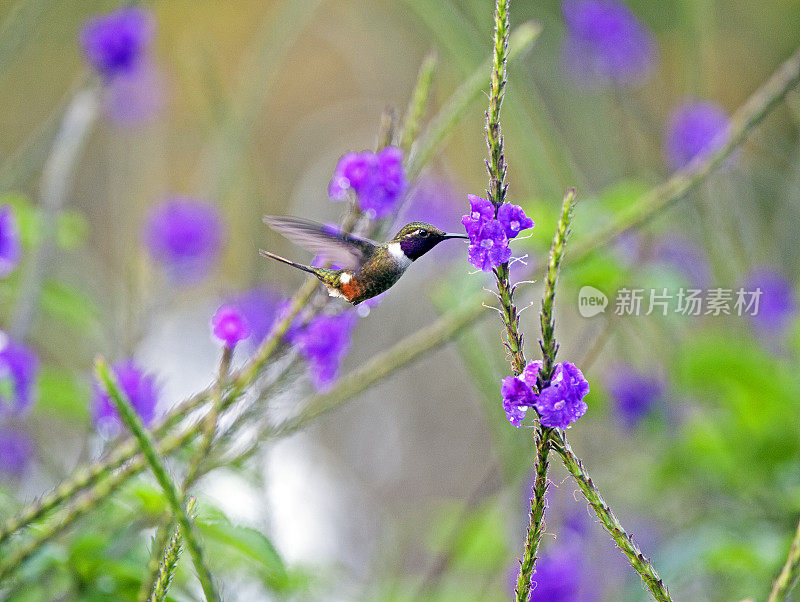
442,233,469,240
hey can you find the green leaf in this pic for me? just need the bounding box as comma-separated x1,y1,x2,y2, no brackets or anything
36,366,89,421
56,210,88,250
0,193,41,249
197,514,289,590
40,280,99,331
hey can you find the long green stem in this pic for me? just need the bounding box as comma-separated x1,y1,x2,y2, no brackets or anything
516,190,575,601
768,518,800,601
550,432,671,601
399,50,437,154
95,359,219,602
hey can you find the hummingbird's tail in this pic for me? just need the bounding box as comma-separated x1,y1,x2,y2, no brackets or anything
259,249,318,275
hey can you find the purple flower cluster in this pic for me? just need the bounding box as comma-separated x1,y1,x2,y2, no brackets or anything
293,312,358,392
741,267,797,337
211,305,251,349
80,7,154,80
0,336,40,416
664,100,731,171
230,286,282,348
561,0,657,87
93,359,159,432
501,360,589,429
605,365,663,429
462,195,533,272
0,206,21,278
143,197,225,285
0,427,33,478
80,7,163,125
328,147,407,218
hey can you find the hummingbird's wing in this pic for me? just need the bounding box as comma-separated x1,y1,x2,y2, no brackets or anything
263,215,378,270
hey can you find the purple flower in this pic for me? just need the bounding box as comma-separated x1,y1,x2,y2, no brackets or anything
144,198,224,285
295,312,357,392
529,543,586,601
461,194,495,237
230,286,282,347
497,203,534,239
502,375,536,427
403,175,465,232
535,362,589,429
465,219,511,272
0,206,21,278
211,304,251,349
664,101,731,171
0,428,33,478
104,60,165,125
93,360,159,431
80,7,154,80
561,0,657,87
652,234,712,287
0,336,39,416
328,147,407,218
741,267,797,336
606,365,663,429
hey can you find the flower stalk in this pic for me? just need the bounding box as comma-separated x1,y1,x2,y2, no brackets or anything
768,517,800,601
515,189,574,601
95,358,219,602
550,433,671,601
148,497,197,602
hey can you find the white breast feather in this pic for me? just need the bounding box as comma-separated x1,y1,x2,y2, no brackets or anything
387,242,412,268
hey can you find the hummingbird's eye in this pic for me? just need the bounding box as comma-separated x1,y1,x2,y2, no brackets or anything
418,229,429,237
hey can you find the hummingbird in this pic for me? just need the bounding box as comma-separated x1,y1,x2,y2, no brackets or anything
260,215,469,305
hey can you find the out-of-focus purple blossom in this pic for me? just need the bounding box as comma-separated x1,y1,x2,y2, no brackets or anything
104,61,165,125
272,300,307,347
502,375,536,427
294,312,358,392
561,0,657,88
0,206,21,278
497,203,534,239
464,218,511,272
144,198,224,285
211,304,251,349
529,543,585,601
612,230,641,266
0,427,33,478
93,360,159,431
403,175,465,232
328,147,407,218
0,336,39,417
652,234,712,287
664,101,731,171
80,7,154,80
741,267,797,336
535,362,589,429
231,286,282,347
606,365,663,429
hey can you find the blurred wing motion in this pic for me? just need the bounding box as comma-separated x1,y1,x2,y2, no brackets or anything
262,215,377,270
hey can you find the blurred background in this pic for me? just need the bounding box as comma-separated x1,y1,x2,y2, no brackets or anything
0,0,799,600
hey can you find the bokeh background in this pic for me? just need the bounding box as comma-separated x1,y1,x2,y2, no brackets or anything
0,0,799,600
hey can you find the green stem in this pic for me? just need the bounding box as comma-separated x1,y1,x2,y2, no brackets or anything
406,21,541,181
768,518,800,601
95,359,219,602
399,50,437,154
516,189,575,602
148,497,197,602
550,432,671,602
